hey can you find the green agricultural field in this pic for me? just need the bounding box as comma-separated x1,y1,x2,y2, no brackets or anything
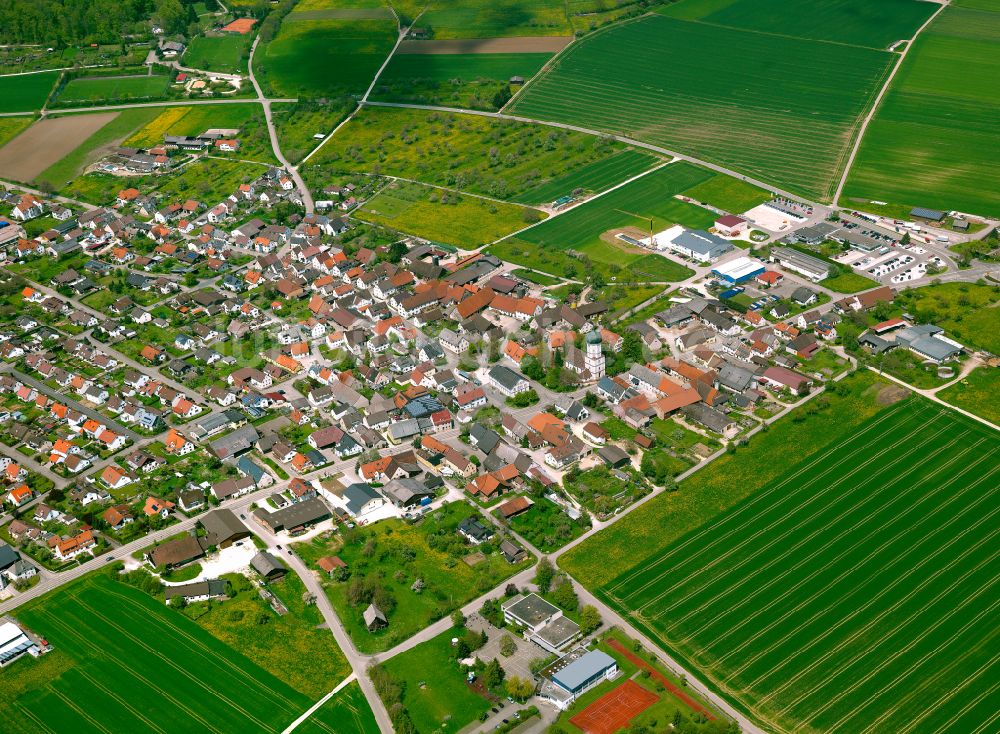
294,682,380,734
518,148,661,205
272,98,356,164
37,108,162,190
258,18,396,98
371,53,552,110
0,116,33,148
842,3,1000,217
183,34,252,73
938,366,1000,427
508,14,895,201
309,106,647,203
681,174,771,215
57,75,171,104
4,572,318,734
895,282,1000,354
659,0,935,49
599,399,1000,733
0,71,59,113
416,0,572,37
490,162,719,281
376,627,492,732
293,502,532,653
356,180,541,249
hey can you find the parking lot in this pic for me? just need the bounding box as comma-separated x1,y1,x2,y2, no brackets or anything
468,613,546,682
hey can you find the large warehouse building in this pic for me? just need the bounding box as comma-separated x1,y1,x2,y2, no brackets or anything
712,256,766,284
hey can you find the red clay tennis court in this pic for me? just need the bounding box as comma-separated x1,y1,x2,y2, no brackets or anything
569,679,659,734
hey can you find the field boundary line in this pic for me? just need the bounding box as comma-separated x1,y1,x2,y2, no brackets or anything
832,0,950,205
750,508,1000,699
623,404,939,607
647,416,957,622
281,673,357,734
604,400,920,595
704,438,993,657
670,432,983,641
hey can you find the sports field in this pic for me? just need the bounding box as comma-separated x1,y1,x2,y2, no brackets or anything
507,12,895,201
601,400,1000,733
570,680,659,734
842,2,1000,217
6,573,318,733
0,70,59,112
489,161,719,281
57,75,171,104
258,18,396,97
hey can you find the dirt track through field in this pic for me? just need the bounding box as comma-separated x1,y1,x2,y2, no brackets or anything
0,112,118,182
398,36,573,54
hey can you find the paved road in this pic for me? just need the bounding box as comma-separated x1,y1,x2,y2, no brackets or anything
832,1,950,205
247,37,314,214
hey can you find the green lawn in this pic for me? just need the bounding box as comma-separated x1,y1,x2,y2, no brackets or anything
510,268,561,286
57,75,171,104
681,174,772,214
843,3,1000,217
356,180,541,249
258,18,396,98
600,398,1000,733
4,572,316,733
377,626,491,733
504,495,589,552
490,162,715,281
183,34,252,74
372,52,553,111
293,502,532,652
294,681,379,734
308,106,648,203
821,270,880,293
937,366,1000,427
0,71,59,112
508,13,895,201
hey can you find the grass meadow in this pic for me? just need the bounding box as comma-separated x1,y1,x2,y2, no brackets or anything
5,573,317,734
842,3,1000,217
0,116,34,148
659,0,935,49
416,0,572,38
371,52,552,110
489,161,720,281
508,13,894,201
310,106,647,203
183,34,252,74
57,75,171,104
258,18,396,98
938,366,1000,427
895,282,1000,355
518,148,661,204
294,681,380,734
599,399,1000,733
0,71,59,112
